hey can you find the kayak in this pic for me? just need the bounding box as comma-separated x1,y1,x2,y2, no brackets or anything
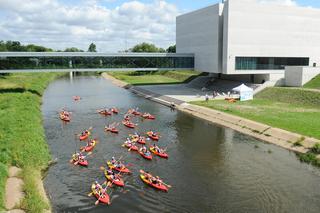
140,174,168,192
122,121,135,129
150,147,168,158
59,113,70,122
137,137,146,145
139,151,153,160
107,161,131,174
142,114,156,120
111,108,119,114
81,139,97,152
91,183,110,205
72,155,88,167
131,111,141,116
104,171,124,187
105,127,119,134
98,110,112,116
147,132,159,141
123,143,138,151
73,96,81,101
79,131,91,141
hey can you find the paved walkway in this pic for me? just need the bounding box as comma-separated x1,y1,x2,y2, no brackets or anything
5,167,25,213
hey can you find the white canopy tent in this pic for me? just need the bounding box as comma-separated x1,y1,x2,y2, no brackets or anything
232,84,253,101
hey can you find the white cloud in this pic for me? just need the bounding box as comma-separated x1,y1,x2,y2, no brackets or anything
0,0,179,52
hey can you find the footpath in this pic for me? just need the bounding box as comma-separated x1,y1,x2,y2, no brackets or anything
102,73,320,156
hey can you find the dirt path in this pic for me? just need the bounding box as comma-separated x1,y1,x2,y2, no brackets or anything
5,167,24,213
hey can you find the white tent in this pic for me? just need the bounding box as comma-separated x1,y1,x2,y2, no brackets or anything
232,84,253,101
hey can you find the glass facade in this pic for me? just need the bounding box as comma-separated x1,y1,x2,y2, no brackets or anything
235,57,309,70
0,56,194,70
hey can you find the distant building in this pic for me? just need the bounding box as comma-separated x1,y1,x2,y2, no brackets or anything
176,0,320,83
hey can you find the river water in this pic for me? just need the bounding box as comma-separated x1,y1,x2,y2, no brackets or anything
42,75,320,213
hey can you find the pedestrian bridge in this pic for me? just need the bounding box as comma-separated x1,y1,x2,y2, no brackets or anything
0,52,194,73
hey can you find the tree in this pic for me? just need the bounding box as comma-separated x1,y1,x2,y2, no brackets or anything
166,44,176,53
26,44,53,52
64,47,84,52
88,43,97,52
130,42,165,53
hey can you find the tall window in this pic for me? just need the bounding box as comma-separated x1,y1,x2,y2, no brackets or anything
235,57,309,70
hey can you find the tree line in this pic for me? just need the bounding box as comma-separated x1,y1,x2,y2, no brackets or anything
0,40,176,53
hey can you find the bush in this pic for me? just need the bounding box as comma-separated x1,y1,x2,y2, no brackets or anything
311,143,320,154
298,153,317,163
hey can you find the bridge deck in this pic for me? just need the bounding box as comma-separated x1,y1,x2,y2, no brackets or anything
0,52,194,73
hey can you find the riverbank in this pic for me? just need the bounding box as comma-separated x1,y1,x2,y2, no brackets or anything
108,70,200,85
102,73,320,161
0,73,65,212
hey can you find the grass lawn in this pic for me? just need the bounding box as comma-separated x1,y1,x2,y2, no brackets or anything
0,73,65,212
192,87,320,140
108,70,201,85
303,74,320,90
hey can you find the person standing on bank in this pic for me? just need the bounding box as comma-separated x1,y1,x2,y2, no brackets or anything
205,94,209,102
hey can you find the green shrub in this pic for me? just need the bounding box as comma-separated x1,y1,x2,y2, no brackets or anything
293,141,303,147
298,153,317,163
311,143,320,154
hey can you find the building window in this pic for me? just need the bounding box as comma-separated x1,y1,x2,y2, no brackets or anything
235,57,309,70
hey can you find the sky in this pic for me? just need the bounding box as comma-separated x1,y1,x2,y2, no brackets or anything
0,0,319,52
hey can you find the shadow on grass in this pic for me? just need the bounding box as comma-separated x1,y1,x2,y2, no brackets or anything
0,88,41,96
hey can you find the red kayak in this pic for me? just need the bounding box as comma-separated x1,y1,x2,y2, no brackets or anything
79,131,91,141
142,113,156,120
107,161,131,173
73,96,81,101
81,139,97,152
147,132,159,141
137,137,146,145
105,172,124,187
71,155,88,167
123,143,138,151
91,183,110,205
111,108,119,114
98,110,112,116
59,113,70,122
105,127,119,134
139,151,153,160
150,147,168,159
131,110,141,116
122,121,135,129
140,173,168,192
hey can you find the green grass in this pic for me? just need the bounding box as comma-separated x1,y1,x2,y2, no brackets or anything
192,87,320,140
0,72,65,212
0,163,8,210
303,74,320,90
108,70,201,85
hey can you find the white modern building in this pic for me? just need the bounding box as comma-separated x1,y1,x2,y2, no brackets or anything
176,0,320,84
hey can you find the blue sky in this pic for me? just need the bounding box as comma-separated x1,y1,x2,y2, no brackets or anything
63,0,320,11
1,0,320,52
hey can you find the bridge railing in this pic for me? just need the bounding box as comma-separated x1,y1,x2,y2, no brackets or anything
0,52,194,73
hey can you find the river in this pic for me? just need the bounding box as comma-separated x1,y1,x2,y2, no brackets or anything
42,75,320,213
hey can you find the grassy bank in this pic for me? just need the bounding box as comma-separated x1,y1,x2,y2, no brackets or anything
303,74,320,90
108,70,201,85
0,73,64,212
192,87,320,140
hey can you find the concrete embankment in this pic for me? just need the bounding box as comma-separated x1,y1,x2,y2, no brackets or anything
102,73,320,155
